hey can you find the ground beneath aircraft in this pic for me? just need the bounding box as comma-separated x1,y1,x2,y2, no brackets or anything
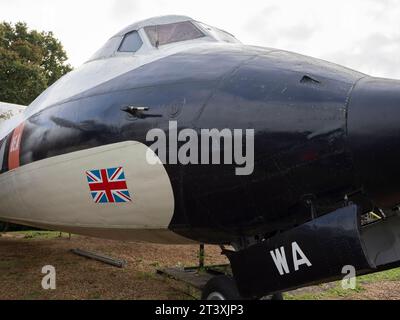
0,231,400,300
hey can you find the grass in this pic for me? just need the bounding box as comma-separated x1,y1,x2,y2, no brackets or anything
150,261,160,268
136,271,156,280
3,230,400,300
23,291,42,300
284,284,364,300
285,268,400,300
358,268,400,283
7,230,68,240
0,259,19,269
88,292,103,300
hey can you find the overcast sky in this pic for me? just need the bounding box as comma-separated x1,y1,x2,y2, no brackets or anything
1,0,400,78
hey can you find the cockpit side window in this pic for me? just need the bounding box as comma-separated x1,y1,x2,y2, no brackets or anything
144,21,205,47
118,31,143,52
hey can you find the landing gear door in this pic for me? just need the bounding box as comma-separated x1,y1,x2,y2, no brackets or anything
226,205,374,298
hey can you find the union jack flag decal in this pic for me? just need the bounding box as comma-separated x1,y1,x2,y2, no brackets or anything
86,167,132,203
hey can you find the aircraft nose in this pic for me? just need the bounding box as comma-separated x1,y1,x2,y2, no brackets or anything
348,77,400,209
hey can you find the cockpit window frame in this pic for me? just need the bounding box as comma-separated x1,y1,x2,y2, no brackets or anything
117,30,144,53
86,19,241,64
144,21,206,48
195,22,240,44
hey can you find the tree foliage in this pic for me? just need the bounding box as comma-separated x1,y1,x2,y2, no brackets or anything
0,22,72,105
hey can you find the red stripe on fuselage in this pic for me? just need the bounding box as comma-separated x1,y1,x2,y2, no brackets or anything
8,122,25,170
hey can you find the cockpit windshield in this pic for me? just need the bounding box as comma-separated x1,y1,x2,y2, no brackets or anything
144,21,205,47
87,17,241,63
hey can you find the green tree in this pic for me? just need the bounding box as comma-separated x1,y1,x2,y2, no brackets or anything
0,22,72,105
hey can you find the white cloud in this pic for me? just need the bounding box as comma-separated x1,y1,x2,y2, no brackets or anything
1,0,400,78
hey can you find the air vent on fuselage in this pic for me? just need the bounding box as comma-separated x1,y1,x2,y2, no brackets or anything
300,75,321,85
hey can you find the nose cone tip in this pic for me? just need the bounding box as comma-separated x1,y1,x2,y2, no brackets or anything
348,76,400,208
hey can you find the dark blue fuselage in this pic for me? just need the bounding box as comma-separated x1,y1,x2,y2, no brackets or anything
2,44,388,244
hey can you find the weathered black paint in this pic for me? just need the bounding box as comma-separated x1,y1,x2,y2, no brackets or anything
226,205,372,298
5,44,399,244
348,77,400,210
